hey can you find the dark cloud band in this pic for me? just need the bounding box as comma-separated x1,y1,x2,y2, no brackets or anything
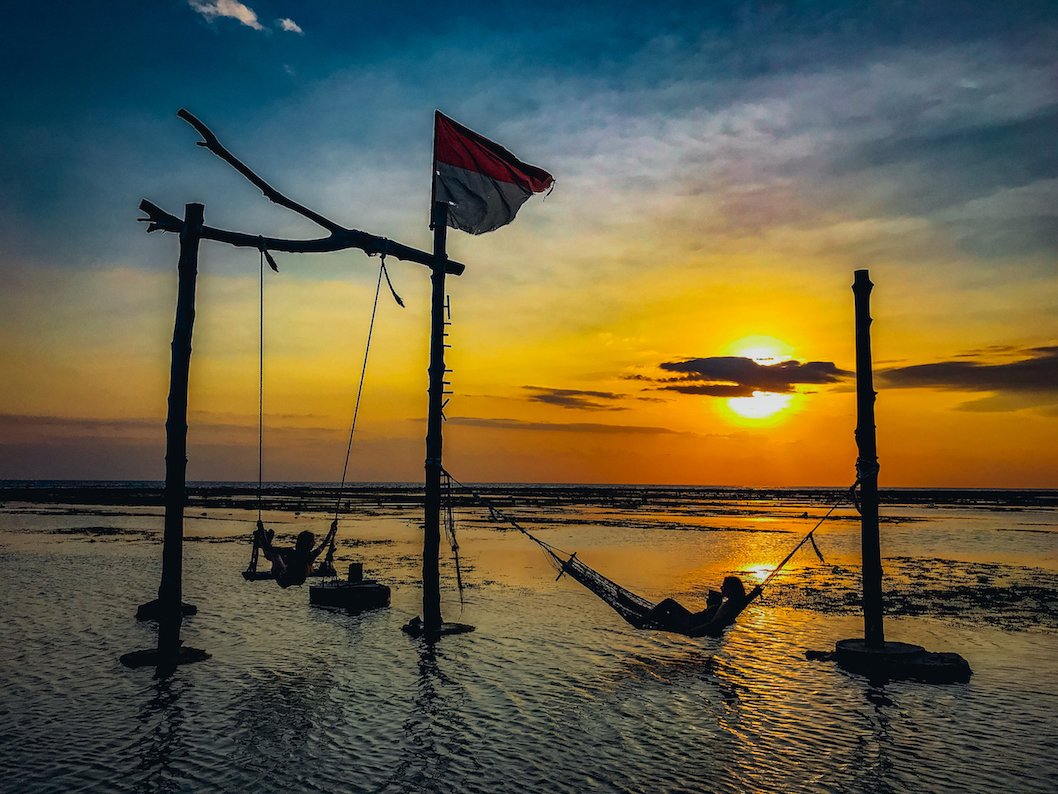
523,386,627,410
641,356,851,397
448,417,675,434
881,346,1058,393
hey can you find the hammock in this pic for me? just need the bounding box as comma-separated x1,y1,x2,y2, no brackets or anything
548,550,658,629
443,473,759,635
542,545,761,636
443,470,851,637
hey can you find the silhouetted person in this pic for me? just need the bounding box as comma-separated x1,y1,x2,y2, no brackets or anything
647,575,749,636
648,589,723,632
253,520,336,588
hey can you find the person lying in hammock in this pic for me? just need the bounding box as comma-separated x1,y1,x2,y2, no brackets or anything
253,519,337,588
646,576,748,636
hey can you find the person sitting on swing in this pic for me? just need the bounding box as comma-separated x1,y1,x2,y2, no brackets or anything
253,519,337,588
647,575,748,636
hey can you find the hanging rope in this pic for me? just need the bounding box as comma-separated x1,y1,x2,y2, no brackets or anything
442,471,467,608
756,489,850,589
257,247,266,521
332,256,403,521
441,469,575,559
380,244,404,307
244,244,273,579
245,247,400,581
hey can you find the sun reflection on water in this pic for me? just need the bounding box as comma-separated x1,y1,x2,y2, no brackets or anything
739,564,775,585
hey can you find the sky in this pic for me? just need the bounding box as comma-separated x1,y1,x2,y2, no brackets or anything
1,1,1056,486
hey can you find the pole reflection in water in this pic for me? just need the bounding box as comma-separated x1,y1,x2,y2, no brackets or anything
378,643,478,791
383,642,483,793
133,676,188,791
231,657,340,791
840,685,898,792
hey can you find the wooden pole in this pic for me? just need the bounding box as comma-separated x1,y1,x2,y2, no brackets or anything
852,268,885,648
422,201,448,634
158,202,204,660
831,270,970,681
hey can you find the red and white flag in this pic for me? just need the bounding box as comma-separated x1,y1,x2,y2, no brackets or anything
433,111,554,235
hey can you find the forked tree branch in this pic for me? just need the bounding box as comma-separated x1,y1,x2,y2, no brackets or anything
178,108,343,234
140,109,465,275
138,200,465,275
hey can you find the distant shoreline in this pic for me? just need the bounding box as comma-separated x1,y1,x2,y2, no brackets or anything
1,480,1055,510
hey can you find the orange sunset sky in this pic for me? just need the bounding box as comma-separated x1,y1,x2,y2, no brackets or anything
2,2,1056,487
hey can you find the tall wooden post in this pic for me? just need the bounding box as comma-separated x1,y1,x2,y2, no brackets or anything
124,202,210,670
834,269,970,681
157,202,204,660
852,268,885,648
422,201,448,634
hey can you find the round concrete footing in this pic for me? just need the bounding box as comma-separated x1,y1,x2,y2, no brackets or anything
834,638,972,683
401,617,476,639
309,580,391,612
119,646,211,670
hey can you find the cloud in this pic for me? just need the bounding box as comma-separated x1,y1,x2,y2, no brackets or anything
277,17,303,34
0,413,363,479
953,394,1058,414
523,386,627,410
447,417,677,435
640,357,851,398
188,0,264,31
0,414,161,438
0,413,343,444
881,346,1058,395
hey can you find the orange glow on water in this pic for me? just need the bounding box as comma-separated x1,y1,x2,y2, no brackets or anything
740,564,776,584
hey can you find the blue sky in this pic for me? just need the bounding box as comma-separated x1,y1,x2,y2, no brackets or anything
2,1,1057,484
3,1,1056,271
0,3,1051,236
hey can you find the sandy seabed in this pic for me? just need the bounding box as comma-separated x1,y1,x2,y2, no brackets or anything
1,484,1056,792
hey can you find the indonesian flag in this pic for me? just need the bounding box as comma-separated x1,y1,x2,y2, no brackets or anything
433,111,554,235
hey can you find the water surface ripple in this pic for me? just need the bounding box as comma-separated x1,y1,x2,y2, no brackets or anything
1,487,1056,792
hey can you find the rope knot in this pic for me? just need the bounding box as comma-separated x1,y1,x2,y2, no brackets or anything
855,457,880,482
257,237,279,272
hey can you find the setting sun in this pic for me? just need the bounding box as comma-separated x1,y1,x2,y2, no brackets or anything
728,335,794,364
727,390,793,419
722,338,797,421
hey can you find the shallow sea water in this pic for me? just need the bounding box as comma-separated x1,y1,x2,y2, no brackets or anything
1,487,1057,793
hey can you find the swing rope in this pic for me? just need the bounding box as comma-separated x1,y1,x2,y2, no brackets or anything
318,255,402,577
333,258,393,522
244,247,401,581
244,245,272,580
442,471,467,608
257,248,265,522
